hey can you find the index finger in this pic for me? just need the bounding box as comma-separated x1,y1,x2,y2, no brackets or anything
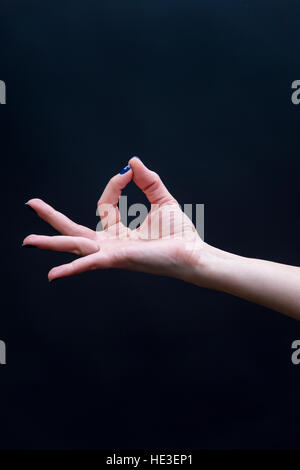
97,164,132,228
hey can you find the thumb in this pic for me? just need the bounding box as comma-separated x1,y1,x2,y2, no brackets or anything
128,157,177,205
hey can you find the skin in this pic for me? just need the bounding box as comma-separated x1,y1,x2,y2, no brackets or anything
23,157,300,320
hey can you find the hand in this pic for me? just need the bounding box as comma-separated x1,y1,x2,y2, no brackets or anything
23,157,300,319
23,157,204,282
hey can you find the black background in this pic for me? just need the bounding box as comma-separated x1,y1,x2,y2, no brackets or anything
0,0,300,449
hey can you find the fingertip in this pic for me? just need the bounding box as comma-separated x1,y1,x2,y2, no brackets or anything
118,166,133,188
26,198,43,206
48,269,60,282
22,235,35,246
48,266,60,282
24,234,38,242
119,164,132,175
25,198,47,215
128,155,141,162
128,156,155,184
128,157,149,180
128,156,143,167
118,165,133,186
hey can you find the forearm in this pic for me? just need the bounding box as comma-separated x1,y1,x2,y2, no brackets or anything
186,244,300,320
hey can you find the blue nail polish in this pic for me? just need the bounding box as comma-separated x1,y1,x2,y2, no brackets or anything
120,164,131,175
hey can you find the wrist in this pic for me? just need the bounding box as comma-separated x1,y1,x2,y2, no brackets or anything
181,242,241,290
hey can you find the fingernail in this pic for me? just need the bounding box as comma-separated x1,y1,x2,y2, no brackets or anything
22,243,36,248
120,164,131,175
132,155,141,161
25,203,36,214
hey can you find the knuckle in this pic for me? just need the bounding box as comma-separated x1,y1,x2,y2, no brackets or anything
150,171,160,183
144,172,161,192
89,261,98,271
73,239,82,256
46,208,55,217
109,175,119,187
69,261,76,274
